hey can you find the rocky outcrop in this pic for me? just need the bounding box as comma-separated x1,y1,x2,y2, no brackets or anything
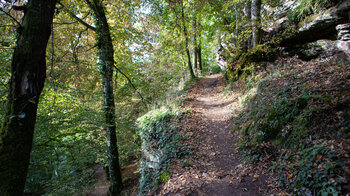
285,22,350,61
216,45,228,71
280,0,350,46
284,39,350,61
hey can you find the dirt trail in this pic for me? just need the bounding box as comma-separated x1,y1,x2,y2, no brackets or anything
158,74,267,195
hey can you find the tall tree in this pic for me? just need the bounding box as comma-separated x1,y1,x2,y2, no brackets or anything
197,40,203,71
251,0,261,47
181,0,196,79
243,0,252,50
193,16,198,75
196,21,202,72
0,0,57,194
84,0,123,194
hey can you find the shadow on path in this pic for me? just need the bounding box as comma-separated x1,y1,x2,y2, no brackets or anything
157,74,267,196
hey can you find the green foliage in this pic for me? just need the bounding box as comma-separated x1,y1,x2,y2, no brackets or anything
137,106,186,193
287,0,334,23
259,96,309,140
237,94,321,160
205,64,222,74
25,86,106,195
160,172,171,183
271,144,344,195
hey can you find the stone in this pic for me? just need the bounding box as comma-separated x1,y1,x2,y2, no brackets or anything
336,23,350,40
341,34,350,41
216,46,227,71
338,30,350,39
335,40,350,57
336,23,350,31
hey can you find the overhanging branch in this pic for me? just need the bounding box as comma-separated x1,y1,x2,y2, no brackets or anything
113,65,148,107
0,7,21,27
58,2,96,31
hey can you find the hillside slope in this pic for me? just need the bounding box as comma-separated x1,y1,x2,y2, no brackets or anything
152,57,349,195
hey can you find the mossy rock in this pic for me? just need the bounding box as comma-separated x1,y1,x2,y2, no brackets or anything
226,44,276,82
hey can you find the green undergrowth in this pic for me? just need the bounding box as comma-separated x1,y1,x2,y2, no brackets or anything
232,59,350,195
204,64,222,75
287,0,338,24
137,105,187,194
270,143,345,195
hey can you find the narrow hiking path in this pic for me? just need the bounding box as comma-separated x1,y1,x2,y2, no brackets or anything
158,74,270,195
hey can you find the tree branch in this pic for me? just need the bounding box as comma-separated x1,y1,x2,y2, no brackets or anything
0,7,21,27
58,2,96,31
113,65,148,107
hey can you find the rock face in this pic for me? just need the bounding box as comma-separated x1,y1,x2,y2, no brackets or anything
216,45,227,71
335,40,350,59
286,40,350,61
280,0,350,46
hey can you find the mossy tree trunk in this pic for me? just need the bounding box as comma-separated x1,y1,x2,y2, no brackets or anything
0,0,57,194
251,0,261,48
181,1,196,79
85,0,123,195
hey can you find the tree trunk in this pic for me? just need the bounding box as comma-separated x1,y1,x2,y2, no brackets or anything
193,14,198,75
196,21,203,72
86,0,123,195
251,0,261,48
181,1,195,79
244,0,252,50
0,0,57,194
198,41,202,71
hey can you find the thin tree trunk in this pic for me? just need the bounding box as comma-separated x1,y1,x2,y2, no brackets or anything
86,0,123,195
181,1,195,79
193,13,198,75
198,39,202,71
197,21,203,71
251,0,261,48
0,0,57,194
244,0,252,50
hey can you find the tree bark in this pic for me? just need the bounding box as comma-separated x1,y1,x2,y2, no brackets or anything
86,0,123,195
181,1,196,79
193,14,198,75
0,0,57,194
198,39,202,71
244,0,252,50
251,0,261,48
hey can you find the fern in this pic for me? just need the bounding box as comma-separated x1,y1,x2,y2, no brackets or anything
288,0,334,23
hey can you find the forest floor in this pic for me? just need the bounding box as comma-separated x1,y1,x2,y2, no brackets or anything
86,162,139,195
155,74,285,195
